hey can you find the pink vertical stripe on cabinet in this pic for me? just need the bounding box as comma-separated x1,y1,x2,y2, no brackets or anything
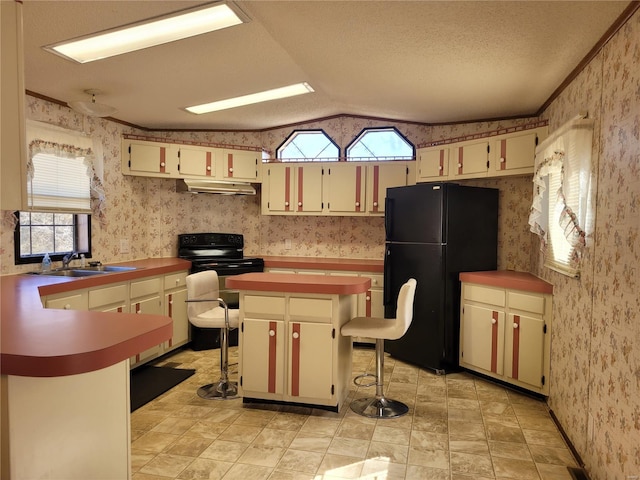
297,167,304,211
355,166,362,212
285,167,291,212
159,147,166,173
372,166,380,212
268,321,277,393
366,290,372,316
227,153,234,177
291,323,301,396
512,315,520,379
206,152,212,176
168,294,173,347
439,149,445,176
458,148,464,175
491,311,499,373
500,139,507,170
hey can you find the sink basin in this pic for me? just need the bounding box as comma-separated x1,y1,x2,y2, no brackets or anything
29,265,138,277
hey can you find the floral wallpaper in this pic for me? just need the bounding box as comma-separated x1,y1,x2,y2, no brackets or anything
535,8,640,480
2,10,638,480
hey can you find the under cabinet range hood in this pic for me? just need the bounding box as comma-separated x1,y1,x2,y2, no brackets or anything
176,179,256,195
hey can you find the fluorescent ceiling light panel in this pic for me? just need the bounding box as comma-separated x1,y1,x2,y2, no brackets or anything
45,2,247,64
186,83,315,114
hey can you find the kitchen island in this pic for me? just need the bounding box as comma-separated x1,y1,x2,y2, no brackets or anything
226,272,371,412
0,258,190,480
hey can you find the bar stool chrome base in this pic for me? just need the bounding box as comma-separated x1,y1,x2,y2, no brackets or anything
197,380,238,400
349,396,409,418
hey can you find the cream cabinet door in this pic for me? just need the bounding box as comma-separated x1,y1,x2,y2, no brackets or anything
288,322,334,401
492,130,538,175
295,164,324,213
366,163,407,214
265,164,295,213
222,149,260,181
326,164,366,213
241,318,286,396
417,146,449,181
450,140,489,179
125,141,172,174
178,146,217,177
165,288,189,349
461,304,505,375
504,313,545,389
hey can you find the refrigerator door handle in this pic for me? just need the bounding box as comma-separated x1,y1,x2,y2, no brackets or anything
383,247,393,306
385,197,393,239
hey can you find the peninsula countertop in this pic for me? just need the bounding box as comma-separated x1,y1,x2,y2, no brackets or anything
226,272,371,295
261,256,383,273
1,258,191,377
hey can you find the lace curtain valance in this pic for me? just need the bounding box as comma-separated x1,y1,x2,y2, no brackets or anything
528,116,594,276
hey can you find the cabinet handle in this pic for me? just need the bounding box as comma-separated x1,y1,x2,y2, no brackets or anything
491,318,497,324
373,201,378,207
206,166,211,171
298,201,302,207
284,201,289,207
500,157,506,163
438,165,443,171
355,201,360,207
64,304,71,310
269,330,275,337
513,323,519,329
229,167,233,173
366,295,371,301
292,332,299,339
175,279,180,285
160,162,165,167
169,300,173,305
457,163,463,168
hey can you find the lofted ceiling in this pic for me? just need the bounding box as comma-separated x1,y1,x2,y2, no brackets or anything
21,1,632,131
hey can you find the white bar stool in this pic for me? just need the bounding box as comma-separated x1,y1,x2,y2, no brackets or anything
341,278,417,418
186,271,240,400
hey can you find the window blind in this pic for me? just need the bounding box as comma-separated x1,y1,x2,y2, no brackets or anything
27,152,91,212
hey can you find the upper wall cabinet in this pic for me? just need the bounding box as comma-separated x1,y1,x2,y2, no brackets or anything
416,126,548,184
262,161,412,216
222,149,261,182
1,0,28,211
121,138,262,182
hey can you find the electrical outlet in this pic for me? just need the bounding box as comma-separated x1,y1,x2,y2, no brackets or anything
119,238,130,254
285,239,292,250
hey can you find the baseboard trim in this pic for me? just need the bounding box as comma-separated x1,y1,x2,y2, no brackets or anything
549,409,591,480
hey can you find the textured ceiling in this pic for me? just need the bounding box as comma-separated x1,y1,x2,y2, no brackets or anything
21,1,631,130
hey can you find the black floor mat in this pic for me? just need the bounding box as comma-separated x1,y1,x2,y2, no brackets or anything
130,365,195,412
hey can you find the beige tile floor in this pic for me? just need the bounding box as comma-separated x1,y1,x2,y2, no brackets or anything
131,346,579,480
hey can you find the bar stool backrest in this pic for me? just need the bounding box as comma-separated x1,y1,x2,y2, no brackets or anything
389,278,417,340
186,270,221,320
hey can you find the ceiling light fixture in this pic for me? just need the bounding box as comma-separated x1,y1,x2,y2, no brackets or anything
185,82,315,115
67,89,118,117
44,2,248,64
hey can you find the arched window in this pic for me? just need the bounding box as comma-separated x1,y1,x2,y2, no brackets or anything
346,127,414,161
276,129,339,162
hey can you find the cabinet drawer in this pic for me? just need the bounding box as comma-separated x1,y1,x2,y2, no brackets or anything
464,284,505,307
45,293,88,311
89,284,127,309
289,297,333,322
130,277,162,299
244,295,285,319
365,274,384,289
508,291,545,314
164,272,188,290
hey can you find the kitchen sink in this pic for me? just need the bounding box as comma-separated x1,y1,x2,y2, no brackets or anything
28,265,138,277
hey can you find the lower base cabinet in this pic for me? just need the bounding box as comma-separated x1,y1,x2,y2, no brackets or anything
459,280,552,395
41,270,190,369
239,292,352,410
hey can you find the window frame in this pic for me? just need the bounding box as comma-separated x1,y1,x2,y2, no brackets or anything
276,129,340,162
345,126,415,161
13,211,92,265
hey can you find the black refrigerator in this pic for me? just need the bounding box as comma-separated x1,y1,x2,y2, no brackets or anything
384,182,498,373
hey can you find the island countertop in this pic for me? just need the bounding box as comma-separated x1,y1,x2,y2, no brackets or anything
1,258,191,377
226,272,371,295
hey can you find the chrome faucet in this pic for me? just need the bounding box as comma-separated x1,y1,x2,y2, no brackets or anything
62,252,78,269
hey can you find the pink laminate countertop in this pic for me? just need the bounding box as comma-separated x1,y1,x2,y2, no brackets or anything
459,270,553,294
1,258,191,377
262,256,383,273
226,272,371,295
